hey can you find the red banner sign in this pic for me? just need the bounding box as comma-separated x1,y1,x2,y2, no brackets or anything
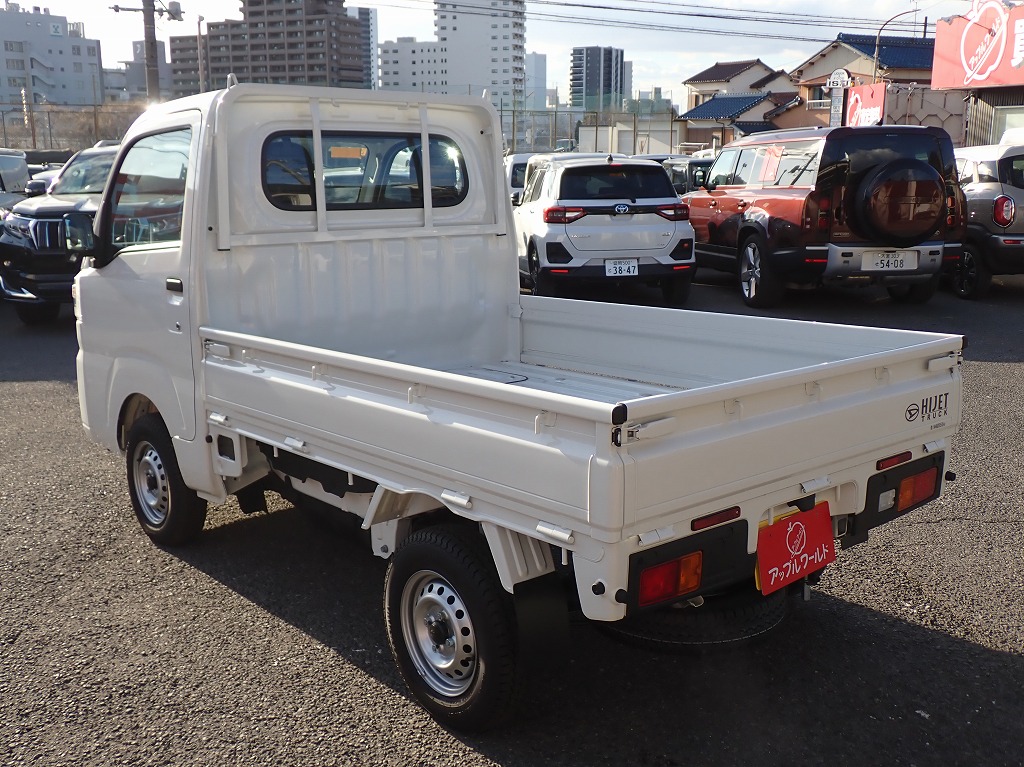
845,84,886,126
933,0,1024,89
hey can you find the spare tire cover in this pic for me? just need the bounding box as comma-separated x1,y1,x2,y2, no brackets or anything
851,158,944,248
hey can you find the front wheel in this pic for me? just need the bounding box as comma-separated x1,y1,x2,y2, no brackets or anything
384,525,519,731
125,414,207,545
950,244,992,299
738,234,784,308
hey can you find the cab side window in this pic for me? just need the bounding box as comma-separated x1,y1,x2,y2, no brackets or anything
707,149,739,187
107,128,191,251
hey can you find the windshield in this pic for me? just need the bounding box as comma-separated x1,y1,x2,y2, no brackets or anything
50,152,115,195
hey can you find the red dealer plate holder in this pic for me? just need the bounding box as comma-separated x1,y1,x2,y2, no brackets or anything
756,501,837,595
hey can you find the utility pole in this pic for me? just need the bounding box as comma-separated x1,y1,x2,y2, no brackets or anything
111,2,183,101
142,0,160,99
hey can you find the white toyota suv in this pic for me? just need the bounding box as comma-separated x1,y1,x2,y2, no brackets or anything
511,155,696,304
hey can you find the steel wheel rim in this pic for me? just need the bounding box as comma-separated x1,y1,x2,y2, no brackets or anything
132,441,170,526
400,570,477,697
740,242,760,300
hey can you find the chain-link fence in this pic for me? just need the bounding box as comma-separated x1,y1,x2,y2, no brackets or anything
0,102,145,154
500,109,684,155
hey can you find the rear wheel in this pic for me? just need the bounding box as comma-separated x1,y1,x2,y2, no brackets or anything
950,243,992,299
14,302,61,326
384,525,520,732
887,274,939,304
529,247,555,297
660,272,693,306
738,234,784,308
125,414,208,545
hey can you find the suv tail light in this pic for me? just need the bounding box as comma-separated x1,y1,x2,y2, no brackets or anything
803,192,832,240
544,206,587,224
993,194,1015,228
655,202,689,221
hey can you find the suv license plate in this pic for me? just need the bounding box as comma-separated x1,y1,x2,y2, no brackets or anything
865,251,918,271
605,259,638,277
756,502,836,595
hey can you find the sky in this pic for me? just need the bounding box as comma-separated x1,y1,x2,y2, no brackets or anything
32,0,974,106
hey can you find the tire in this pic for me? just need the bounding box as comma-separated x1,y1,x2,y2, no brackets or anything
660,272,693,307
738,234,784,308
851,159,944,248
125,414,208,545
950,243,992,300
529,247,554,297
887,274,940,304
384,525,519,732
600,582,791,653
14,302,61,326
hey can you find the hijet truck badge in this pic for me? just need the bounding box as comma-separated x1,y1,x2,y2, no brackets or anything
905,392,950,422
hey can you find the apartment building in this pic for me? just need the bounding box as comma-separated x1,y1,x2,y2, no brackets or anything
569,46,629,112
380,0,526,112
169,0,371,98
0,2,104,107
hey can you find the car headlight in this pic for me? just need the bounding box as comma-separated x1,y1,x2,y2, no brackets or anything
2,213,31,238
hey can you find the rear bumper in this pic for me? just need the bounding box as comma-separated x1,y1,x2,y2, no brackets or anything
969,231,1024,275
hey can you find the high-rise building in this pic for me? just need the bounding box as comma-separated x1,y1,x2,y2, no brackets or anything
569,46,629,112
524,52,546,111
0,3,104,107
380,0,525,112
169,0,372,98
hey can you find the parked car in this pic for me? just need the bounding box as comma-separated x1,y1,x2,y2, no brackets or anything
503,152,535,197
0,148,29,215
663,156,714,196
949,143,1024,298
0,144,117,324
684,125,966,308
511,154,695,304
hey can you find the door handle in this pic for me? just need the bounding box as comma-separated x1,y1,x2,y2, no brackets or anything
165,278,183,293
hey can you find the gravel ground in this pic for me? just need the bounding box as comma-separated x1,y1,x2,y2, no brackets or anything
1,279,1022,767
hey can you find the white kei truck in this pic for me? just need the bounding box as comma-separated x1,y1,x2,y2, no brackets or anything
69,82,963,731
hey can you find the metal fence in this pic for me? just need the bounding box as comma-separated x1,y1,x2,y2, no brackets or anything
499,109,683,155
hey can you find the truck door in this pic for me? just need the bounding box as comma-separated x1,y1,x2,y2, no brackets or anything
77,114,200,443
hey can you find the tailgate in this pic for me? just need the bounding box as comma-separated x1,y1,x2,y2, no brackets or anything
562,204,675,251
616,341,962,533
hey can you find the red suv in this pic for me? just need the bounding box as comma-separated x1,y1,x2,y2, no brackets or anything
684,125,965,307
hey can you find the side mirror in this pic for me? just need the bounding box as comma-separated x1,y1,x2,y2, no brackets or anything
64,212,95,253
25,179,47,197
510,191,523,206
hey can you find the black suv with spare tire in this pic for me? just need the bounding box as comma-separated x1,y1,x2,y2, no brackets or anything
684,125,965,307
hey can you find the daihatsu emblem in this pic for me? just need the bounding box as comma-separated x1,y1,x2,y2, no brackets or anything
614,204,630,215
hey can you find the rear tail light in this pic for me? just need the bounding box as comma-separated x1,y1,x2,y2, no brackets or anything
544,206,587,224
655,203,690,221
638,551,702,607
993,194,1015,228
897,467,939,511
945,192,959,228
803,193,832,234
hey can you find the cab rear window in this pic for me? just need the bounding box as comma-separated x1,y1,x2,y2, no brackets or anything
262,131,468,211
558,165,674,199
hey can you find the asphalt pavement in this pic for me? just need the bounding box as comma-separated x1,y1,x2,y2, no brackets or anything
1,277,1022,767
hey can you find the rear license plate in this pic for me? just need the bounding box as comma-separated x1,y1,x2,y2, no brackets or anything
605,259,638,276
864,251,918,270
756,502,836,595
